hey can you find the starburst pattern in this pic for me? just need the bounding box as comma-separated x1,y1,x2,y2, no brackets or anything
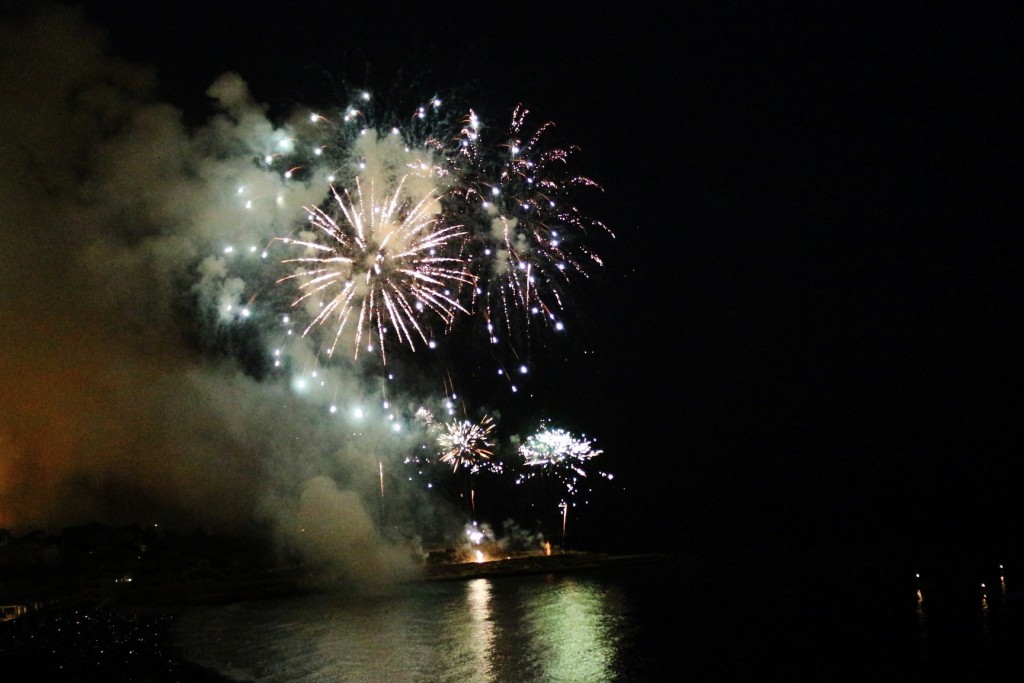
515,422,607,502
278,176,474,363
437,415,496,472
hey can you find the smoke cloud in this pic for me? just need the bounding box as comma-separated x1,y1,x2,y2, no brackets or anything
0,3,464,583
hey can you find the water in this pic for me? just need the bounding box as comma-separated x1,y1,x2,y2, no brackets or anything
174,556,1024,681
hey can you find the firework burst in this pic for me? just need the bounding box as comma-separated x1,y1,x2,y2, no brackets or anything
514,421,610,546
515,422,609,505
269,96,610,362
208,88,612,405
437,415,496,472
454,104,613,347
277,175,474,363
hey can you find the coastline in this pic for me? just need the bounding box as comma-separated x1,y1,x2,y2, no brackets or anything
418,549,673,581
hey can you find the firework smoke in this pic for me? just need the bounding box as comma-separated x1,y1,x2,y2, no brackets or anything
0,6,425,584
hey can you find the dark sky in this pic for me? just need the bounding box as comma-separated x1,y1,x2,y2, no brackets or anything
4,1,1022,565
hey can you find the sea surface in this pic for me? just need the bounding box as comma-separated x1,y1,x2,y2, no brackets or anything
173,553,1024,681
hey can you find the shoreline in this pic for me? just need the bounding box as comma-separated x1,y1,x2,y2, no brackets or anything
418,549,673,581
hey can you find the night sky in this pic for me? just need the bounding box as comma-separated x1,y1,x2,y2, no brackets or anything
2,1,1021,572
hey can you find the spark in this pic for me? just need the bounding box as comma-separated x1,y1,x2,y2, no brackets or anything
214,90,612,418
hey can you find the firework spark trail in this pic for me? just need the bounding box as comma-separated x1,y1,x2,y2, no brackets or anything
198,91,615,451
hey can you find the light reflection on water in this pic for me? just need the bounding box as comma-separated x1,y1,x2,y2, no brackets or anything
175,571,630,682
437,578,498,681
521,576,621,681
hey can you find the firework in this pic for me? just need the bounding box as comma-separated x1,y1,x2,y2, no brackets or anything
259,94,610,366
454,104,613,348
277,175,474,363
518,422,603,478
514,422,609,546
437,415,496,472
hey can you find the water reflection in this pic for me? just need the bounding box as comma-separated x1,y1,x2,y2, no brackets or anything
438,575,625,682
521,577,619,681
438,578,495,681
177,571,629,682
